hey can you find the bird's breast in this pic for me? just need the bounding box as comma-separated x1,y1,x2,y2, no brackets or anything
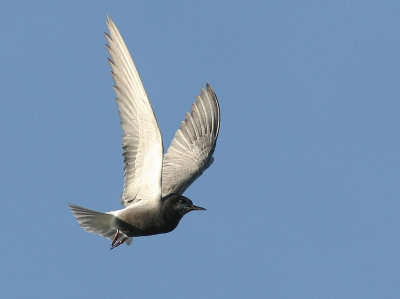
114,204,181,237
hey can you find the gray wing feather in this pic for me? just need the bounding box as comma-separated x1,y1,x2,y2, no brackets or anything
162,84,220,196
106,17,163,206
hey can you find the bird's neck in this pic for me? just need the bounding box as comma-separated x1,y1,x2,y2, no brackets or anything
159,199,183,233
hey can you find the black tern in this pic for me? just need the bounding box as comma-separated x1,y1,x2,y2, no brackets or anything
69,17,220,249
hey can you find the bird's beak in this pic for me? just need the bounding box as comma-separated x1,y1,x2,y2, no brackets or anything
191,205,206,211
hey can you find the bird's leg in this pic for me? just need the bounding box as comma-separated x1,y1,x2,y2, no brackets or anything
111,229,120,247
110,229,127,250
110,237,127,250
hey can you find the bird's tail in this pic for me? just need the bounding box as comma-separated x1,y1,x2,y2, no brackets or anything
68,204,132,246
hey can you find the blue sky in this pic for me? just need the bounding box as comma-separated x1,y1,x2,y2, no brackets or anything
1,1,400,298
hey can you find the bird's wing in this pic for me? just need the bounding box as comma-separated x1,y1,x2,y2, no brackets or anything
105,17,163,206
161,84,220,196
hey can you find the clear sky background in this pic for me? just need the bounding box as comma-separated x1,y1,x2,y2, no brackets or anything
1,1,400,298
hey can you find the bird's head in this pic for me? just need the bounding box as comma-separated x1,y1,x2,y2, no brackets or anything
170,195,206,216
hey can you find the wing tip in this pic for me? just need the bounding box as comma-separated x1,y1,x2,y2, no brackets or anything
106,15,113,26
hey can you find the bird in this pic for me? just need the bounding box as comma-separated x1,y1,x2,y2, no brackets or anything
68,17,220,249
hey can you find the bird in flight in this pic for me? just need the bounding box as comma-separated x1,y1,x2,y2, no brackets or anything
69,17,220,249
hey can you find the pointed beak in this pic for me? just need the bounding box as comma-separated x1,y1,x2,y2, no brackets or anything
191,205,206,211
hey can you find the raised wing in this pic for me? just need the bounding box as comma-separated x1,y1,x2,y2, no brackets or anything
105,17,163,206
162,84,220,196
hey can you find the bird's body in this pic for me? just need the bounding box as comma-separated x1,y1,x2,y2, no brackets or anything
112,194,205,237
69,17,220,249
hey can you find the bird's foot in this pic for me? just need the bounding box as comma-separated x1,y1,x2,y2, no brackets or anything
110,229,127,250
111,229,120,246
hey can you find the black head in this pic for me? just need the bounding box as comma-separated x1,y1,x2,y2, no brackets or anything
172,195,206,216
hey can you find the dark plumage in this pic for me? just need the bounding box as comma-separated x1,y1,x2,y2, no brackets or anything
69,17,220,249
